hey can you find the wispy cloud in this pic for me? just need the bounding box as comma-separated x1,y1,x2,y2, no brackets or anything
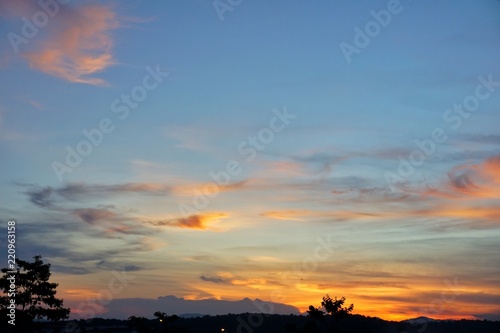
447,155,500,197
414,205,500,225
200,275,232,284
461,134,500,145
27,186,55,208
164,125,220,153
261,209,381,222
24,182,171,207
262,155,500,226
3,1,119,85
21,182,169,238
264,160,309,177
172,180,247,197
412,155,500,201
199,272,283,290
72,208,116,224
289,147,414,178
14,95,44,110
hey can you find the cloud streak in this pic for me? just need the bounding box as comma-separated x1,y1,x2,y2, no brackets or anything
146,213,229,230
72,208,116,224
3,1,119,84
261,209,384,222
24,182,172,208
447,155,500,197
200,275,231,284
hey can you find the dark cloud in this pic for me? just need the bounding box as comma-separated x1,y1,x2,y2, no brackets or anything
200,275,230,284
96,259,143,272
24,182,171,205
10,214,157,274
27,186,55,208
58,182,171,199
461,134,500,145
292,151,351,176
438,149,500,163
291,148,414,175
72,208,116,224
19,182,168,236
51,264,91,275
447,165,478,191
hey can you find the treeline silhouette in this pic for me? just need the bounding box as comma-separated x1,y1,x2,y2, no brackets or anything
12,314,500,333
147,314,500,333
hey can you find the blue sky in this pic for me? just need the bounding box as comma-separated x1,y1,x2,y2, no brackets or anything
1,0,500,321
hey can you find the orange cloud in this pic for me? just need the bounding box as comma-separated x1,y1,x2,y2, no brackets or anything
261,210,311,221
261,209,381,222
447,155,500,198
482,155,500,183
390,155,500,224
22,4,119,85
231,277,281,290
172,180,247,197
416,205,500,224
148,212,229,230
61,288,100,299
266,161,309,177
174,214,215,229
199,272,283,291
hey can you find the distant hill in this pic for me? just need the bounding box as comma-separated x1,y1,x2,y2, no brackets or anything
99,295,300,319
179,313,205,318
402,316,437,324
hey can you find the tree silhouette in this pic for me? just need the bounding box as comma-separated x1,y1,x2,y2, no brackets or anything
308,294,354,332
128,315,153,333
307,305,325,320
154,311,180,332
0,255,70,330
321,294,353,320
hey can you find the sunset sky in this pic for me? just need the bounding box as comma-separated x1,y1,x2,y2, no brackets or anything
1,0,499,322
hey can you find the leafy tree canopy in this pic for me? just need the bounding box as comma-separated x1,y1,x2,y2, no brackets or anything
308,294,354,321
321,294,354,319
0,255,70,324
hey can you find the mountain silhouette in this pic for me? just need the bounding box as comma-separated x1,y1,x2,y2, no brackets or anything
99,295,299,319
